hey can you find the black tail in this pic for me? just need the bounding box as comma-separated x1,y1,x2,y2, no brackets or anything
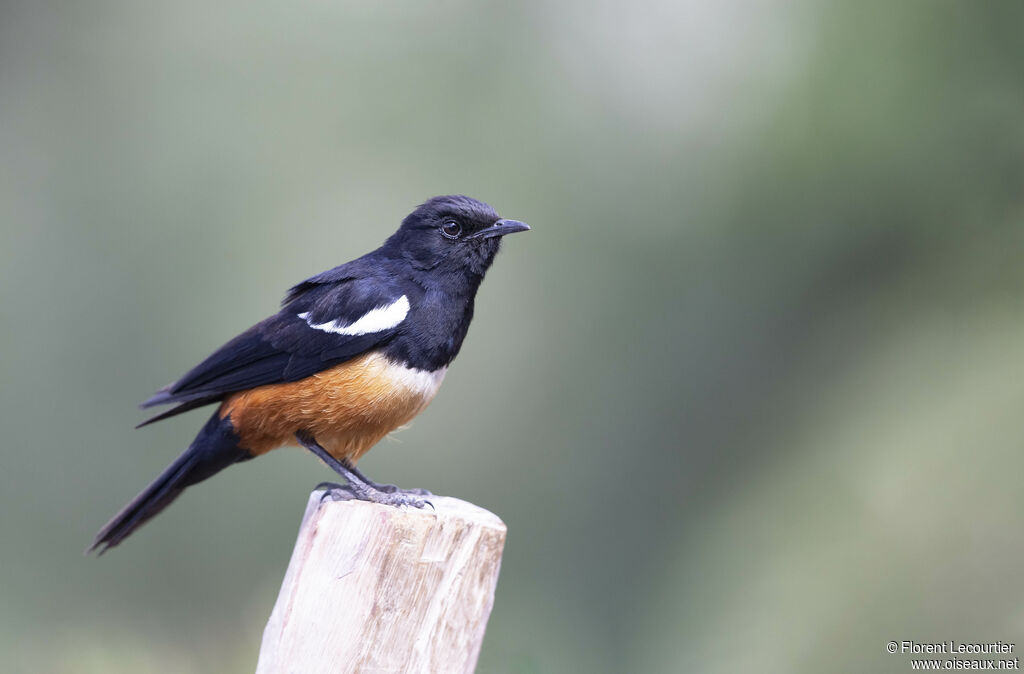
88,411,252,555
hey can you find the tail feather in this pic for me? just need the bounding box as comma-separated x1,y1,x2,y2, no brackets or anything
135,397,222,429
89,411,251,555
88,451,201,553
139,388,176,409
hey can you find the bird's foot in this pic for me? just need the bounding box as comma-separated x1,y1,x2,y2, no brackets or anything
363,481,433,496
341,461,432,497
315,481,357,502
313,480,432,509
297,432,432,510
363,488,434,509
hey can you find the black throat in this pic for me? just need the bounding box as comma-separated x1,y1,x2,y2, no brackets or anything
381,265,486,372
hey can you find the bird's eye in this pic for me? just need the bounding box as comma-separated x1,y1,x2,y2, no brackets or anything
440,219,462,239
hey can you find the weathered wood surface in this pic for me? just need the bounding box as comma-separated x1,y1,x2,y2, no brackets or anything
256,490,507,674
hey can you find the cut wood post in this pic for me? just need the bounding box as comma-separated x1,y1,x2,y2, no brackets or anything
256,490,507,674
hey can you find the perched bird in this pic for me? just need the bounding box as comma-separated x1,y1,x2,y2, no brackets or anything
89,195,529,554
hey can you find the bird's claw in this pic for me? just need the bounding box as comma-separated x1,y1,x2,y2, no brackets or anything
314,480,432,509
315,482,356,502
366,490,433,509
368,482,432,496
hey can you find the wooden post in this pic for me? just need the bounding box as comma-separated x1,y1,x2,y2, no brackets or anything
256,490,507,674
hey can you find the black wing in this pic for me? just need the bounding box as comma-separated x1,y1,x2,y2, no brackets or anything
138,265,408,426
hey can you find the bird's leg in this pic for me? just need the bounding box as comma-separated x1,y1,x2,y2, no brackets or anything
342,461,432,496
308,443,431,496
295,431,432,508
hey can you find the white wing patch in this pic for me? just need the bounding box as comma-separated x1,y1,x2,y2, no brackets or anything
298,295,410,336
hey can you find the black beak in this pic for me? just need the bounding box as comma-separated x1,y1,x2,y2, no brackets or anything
469,219,531,240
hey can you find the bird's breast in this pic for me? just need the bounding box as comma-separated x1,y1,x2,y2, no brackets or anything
220,351,447,462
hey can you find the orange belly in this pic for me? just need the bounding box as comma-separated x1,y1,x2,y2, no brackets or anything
219,351,446,463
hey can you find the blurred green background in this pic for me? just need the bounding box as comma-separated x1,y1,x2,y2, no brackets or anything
2,1,1024,672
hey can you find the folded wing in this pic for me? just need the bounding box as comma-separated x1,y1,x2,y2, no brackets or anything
138,271,408,426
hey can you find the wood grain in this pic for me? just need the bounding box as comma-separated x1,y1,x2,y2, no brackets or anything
256,491,507,674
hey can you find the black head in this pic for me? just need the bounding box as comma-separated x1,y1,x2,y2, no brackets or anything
384,195,530,275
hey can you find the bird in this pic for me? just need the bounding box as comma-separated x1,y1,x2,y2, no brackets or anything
89,195,529,554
